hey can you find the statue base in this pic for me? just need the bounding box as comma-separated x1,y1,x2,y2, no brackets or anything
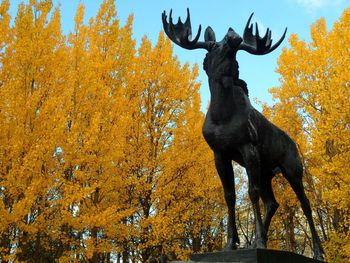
189,249,324,263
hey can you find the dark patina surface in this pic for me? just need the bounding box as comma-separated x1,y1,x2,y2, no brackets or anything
162,9,324,261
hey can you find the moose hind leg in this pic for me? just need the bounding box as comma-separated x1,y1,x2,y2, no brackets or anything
214,152,239,250
260,172,279,239
240,144,266,248
282,163,324,261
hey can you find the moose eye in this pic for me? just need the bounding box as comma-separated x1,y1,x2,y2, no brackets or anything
209,42,218,51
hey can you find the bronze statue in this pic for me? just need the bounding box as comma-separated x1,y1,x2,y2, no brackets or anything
162,9,324,261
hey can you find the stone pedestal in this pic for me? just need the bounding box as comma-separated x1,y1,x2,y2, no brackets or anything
189,249,325,263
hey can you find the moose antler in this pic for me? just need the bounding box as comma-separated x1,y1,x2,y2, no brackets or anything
239,13,287,55
162,8,211,50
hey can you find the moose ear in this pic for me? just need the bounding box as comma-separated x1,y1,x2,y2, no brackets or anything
204,26,216,42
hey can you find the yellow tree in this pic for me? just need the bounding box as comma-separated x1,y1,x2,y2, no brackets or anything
0,1,227,262
0,0,136,261
119,33,226,262
269,8,350,262
56,1,136,261
119,34,220,261
0,0,70,261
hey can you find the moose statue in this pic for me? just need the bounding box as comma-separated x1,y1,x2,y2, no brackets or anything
162,9,324,261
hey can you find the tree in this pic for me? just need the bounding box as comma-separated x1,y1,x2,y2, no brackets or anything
56,1,136,261
266,8,350,262
118,33,225,262
0,1,226,261
0,1,70,261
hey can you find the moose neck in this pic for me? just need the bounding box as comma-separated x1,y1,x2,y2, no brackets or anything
208,78,236,122
206,54,248,123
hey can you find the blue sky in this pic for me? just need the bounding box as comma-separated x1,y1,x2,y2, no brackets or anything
8,0,349,111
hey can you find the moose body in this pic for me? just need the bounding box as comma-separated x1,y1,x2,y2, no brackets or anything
203,103,295,169
162,9,324,261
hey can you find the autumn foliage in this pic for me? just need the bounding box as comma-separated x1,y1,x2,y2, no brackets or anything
263,8,350,263
0,0,224,262
0,0,349,262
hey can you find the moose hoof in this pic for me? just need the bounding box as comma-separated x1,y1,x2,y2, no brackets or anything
223,238,239,251
254,238,267,249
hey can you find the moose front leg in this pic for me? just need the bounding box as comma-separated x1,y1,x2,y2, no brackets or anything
240,144,266,248
214,152,239,250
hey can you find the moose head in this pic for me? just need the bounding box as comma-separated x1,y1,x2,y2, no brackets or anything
162,9,287,80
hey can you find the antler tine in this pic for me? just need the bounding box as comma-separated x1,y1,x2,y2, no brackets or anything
239,13,287,55
243,13,254,43
162,8,210,50
268,27,287,52
261,28,272,48
256,27,272,51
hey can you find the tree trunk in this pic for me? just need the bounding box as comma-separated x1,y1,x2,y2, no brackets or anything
193,236,201,252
